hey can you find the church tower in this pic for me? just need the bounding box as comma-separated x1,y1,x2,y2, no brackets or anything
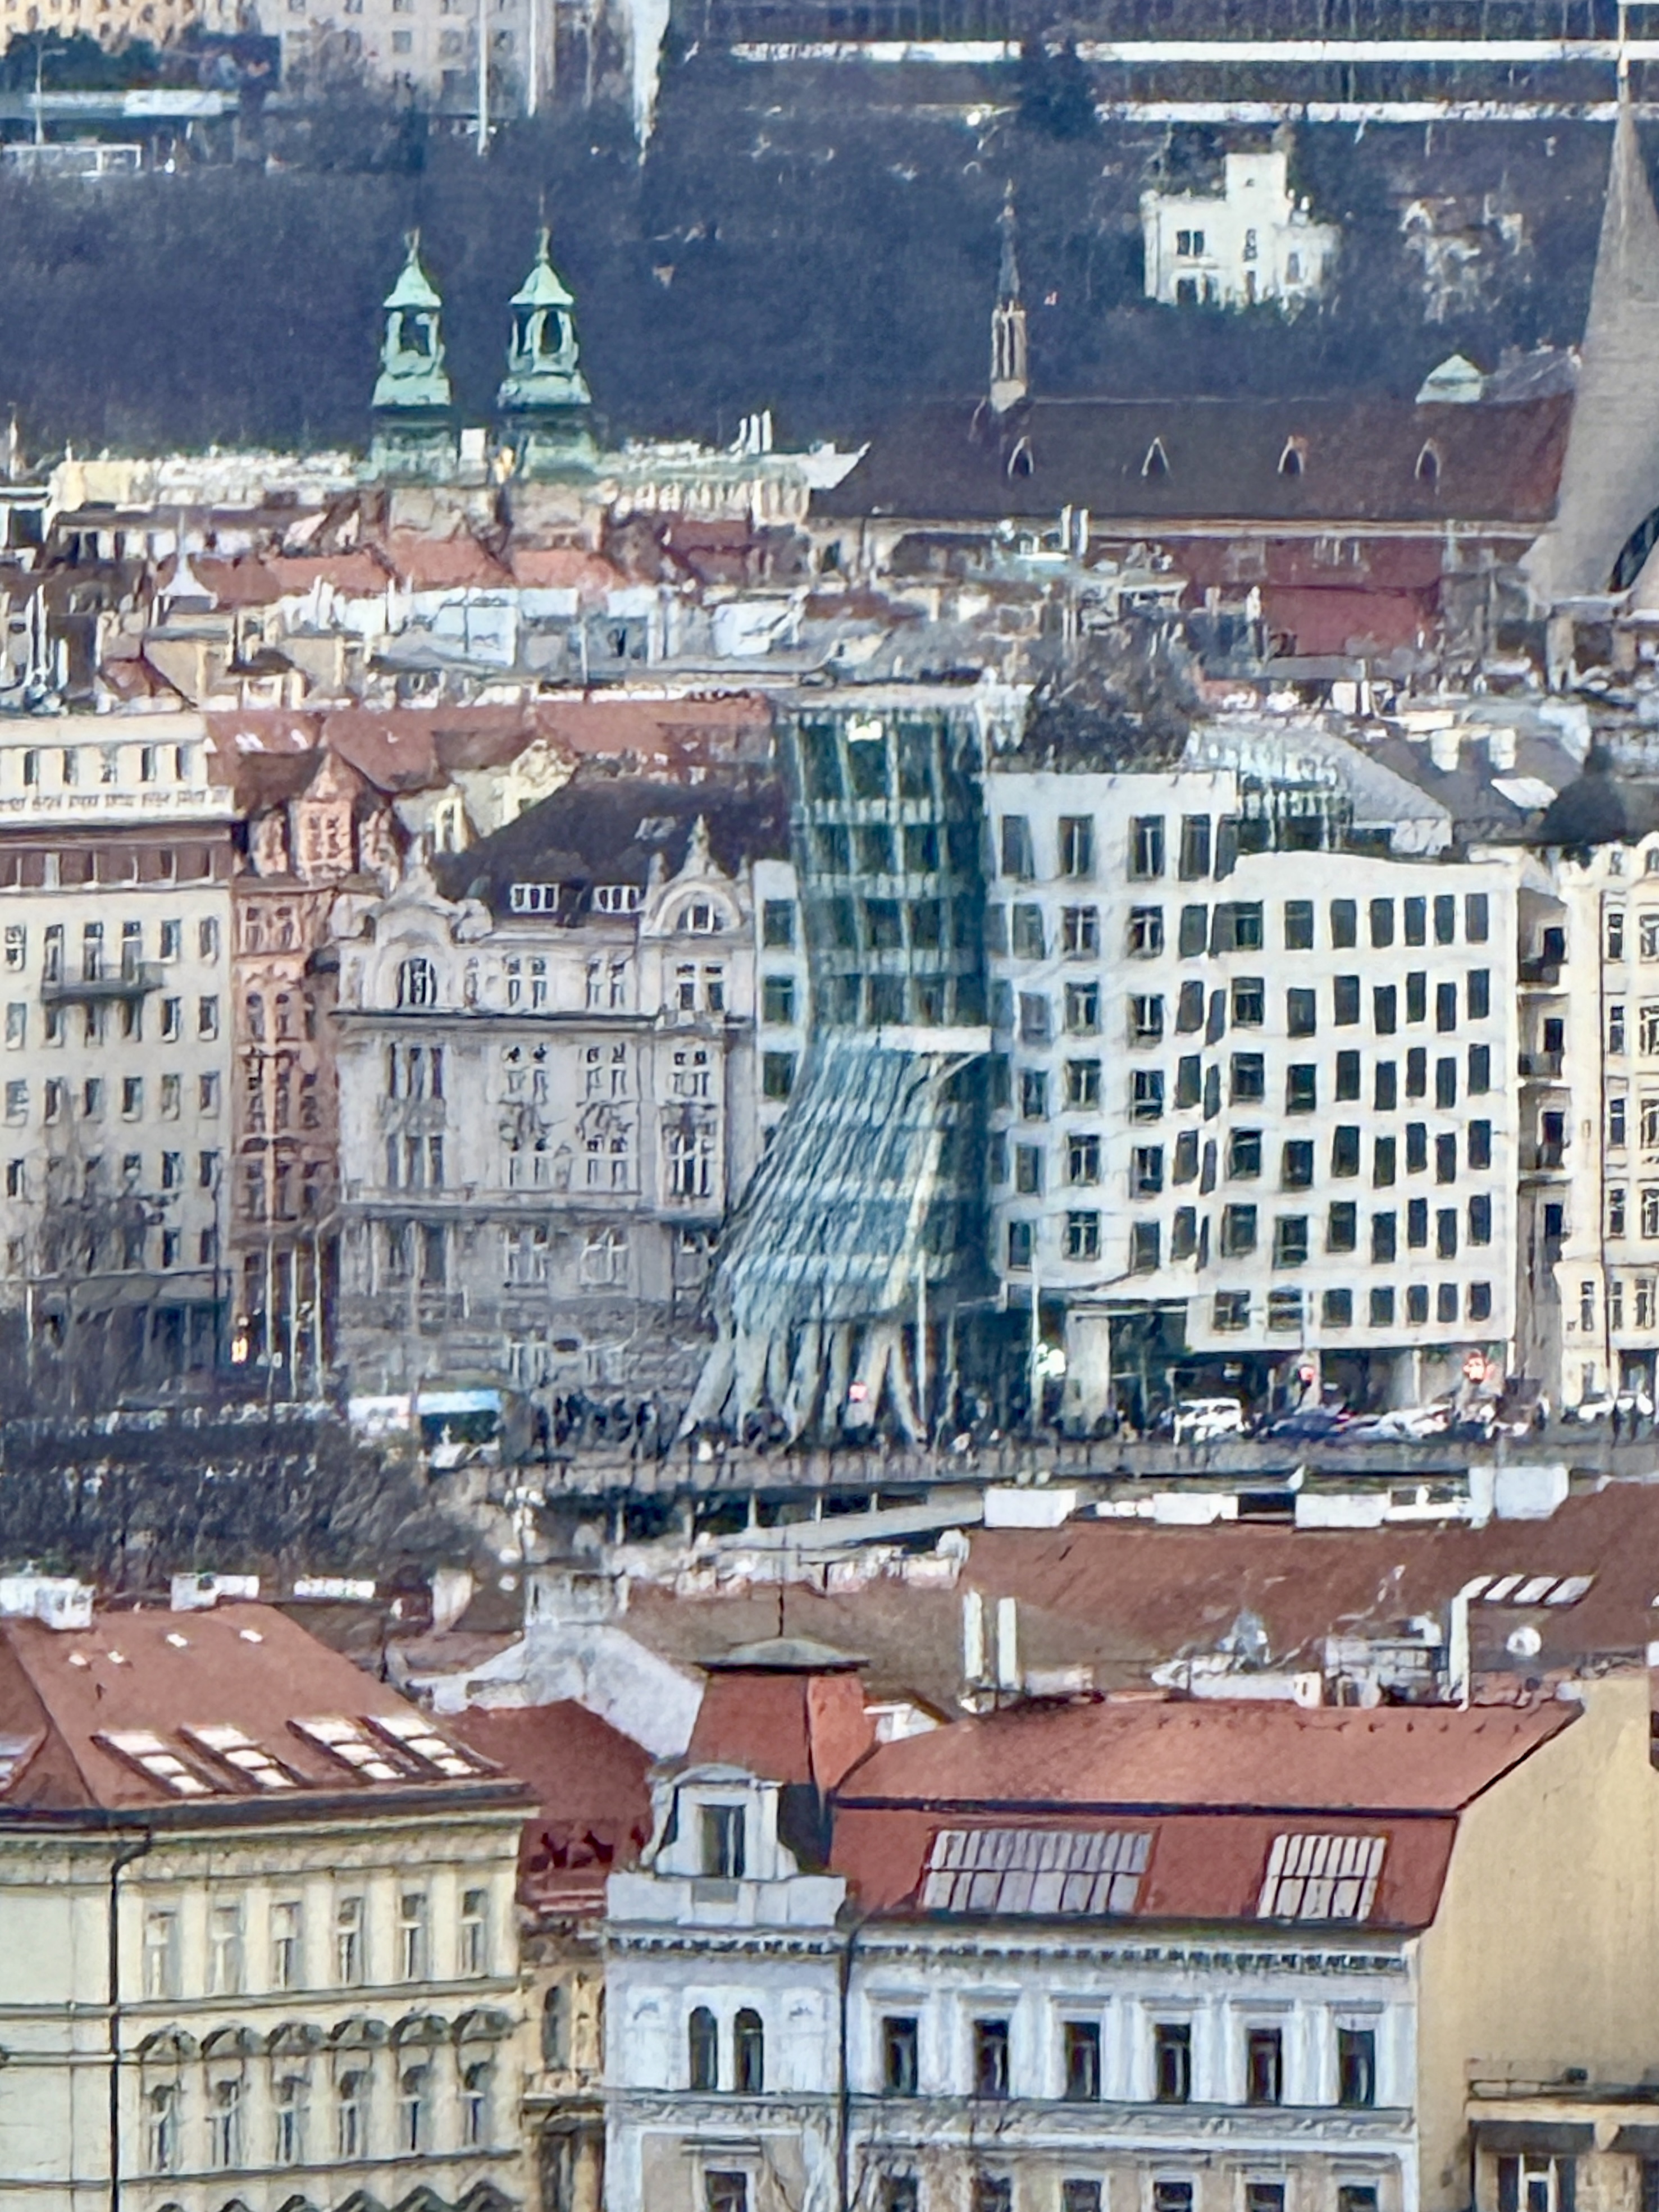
367,233,459,484
496,227,596,479
990,187,1029,416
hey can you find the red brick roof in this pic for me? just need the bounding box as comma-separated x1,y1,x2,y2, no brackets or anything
0,1603,527,1821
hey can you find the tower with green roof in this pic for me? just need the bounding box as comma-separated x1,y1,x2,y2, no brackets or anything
495,228,596,478
367,233,460,483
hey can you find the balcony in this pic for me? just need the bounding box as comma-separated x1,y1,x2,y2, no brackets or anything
1524,1142,1566,1173
1519,957,1564,988
42,960,164,1002
1518,1051,1565,1079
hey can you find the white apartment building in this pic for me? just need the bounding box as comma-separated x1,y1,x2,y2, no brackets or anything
330,774,794,1401
985,764,1523,1426
603,1644,1659,2212
0,1594,530,2212
0,714,235,1399
1141,151,1339,312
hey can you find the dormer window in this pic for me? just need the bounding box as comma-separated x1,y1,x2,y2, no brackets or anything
1006,436,1034,478
680,901,721,935
1278,439,1305,478
1142,439,1170,480
1416,441,1442,485
701,1802,746,1878
509,883,558,914
593,884,642,915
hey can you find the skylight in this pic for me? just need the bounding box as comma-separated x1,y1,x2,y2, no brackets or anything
1259,1833,1385,1921
1474,1573,1593,1607
920,1827,1150,1917
183,1723,300,1791
367,1711,489,1778
100,1729,217,1798
290,1716,408,1784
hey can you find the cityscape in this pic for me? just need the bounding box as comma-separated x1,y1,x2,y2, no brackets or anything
10,12,1659,2212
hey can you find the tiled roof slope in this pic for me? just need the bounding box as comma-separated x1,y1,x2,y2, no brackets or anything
0,1603,527,1819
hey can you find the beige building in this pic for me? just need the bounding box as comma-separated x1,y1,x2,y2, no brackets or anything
0,713,236,1402
0,1590,532,2212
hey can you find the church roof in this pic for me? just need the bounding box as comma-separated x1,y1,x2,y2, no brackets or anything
383,236,443,312
510,229,576,310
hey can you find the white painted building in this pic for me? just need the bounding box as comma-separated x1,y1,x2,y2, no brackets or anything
1141,151,1338,312
602,1645,1659,2212
984,759,1523,1425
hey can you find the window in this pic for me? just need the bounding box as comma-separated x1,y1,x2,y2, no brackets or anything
1232,1055,1265,1103
1069,982,1102,1035
398,956,437,1008
1436,1132,1457,1185
1372,1214,1397,1262
1130,817,1165,879
335,1895,363,1986
1407,1284,1429,1323
463,2062,491,2147
1332,1126,1361,1178
1059,816,1095,877
1008,1221,1033,1271
1214,1292,1250,1332
1469,1043,1491,1094
1132,1145,1163,1197
1229,1129,1263,1179
1612,1005,1628,1055
336,2070,366,2160
1126,906,1160,956
147,2085,180,2174
1019,993,1050,1045
1063,2187,1103,2212
1179,815,1211,879
702,1804,746,1878
1469,1194,1492,1246
1274,1216,1309,1268
762,899,795,948
271,1900,302,1990
1066,1060,1100,1110
1154,2022,1191,2102
882,2015,919,2095
1466,893,1489,942
1011,904,1045,959
1287,987,1316,1037
762,975,795,1025
1131,1070,1164,1122
973,2017,1010,2099
398,1891,429,1981
210,2077,243,2168
1000,817,1034,879
1284,900,1313,949
198,995,219,1039
1338,2026,1376,2107
1233,977,1265,1027
1328,1202,1357,1253
143,1908,177,1999
707,2178,749,2212
1246,2026,1283,2104
397,2065,427,2154
973,2184,1012,2212
1323,1288,1353,1328
1337,1052,1361,1101
689,2006,719,2090
1436,1057,1457,1110
1282,1141,1314,1189
1015,1145,1042,1196
1286,1065,1317,1114
734,2009,765,2092
762,1052,796,1101
459,1888,489,1976
1259,1832,1385,1918
1221,1205,1258,1257
274,2076,307,2165
208,1901,243,1995
1063,2019,1101,2101
1179,905,1207,957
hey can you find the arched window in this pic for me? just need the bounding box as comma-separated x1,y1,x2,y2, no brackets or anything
246,992,265,1042
689,2006,718,2091
1416,441,1441,485
147,2085,180,2174
398,957,437,1009
208,2079,241,2169
542,1985,569,2068
734,2009,765,2094
1142,437,1170,480
1278,440,1305,478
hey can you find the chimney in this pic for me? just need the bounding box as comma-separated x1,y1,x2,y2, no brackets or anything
1429,727,1461,773
1488,726,1517,770
996,1596,1020,1690
963,1588,987,1685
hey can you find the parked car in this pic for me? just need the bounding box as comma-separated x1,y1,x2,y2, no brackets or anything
1171,1396,1247,1445
1341,1401,1453,1442
1260,1404,1347,1442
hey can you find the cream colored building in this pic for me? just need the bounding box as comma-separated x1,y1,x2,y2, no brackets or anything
0,1593,531,2212
0,712,235,1399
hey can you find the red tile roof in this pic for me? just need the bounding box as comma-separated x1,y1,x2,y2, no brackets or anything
0,1603,527,1821
835,1695,1574,1817
447,1702,652,1913
508,546,626,598
382,530,514,592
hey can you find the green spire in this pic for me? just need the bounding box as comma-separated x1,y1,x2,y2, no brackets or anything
497,227,591,414
372,232,453,416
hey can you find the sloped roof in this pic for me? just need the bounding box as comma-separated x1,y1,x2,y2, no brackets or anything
0,1603,527,1821
1535,770,1659,848
815,394,1570,529
382,529,514,592
833,1694,1573,1817
446,1700,651,1910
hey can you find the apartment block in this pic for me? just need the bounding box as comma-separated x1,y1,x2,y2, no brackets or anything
0,715,234,1401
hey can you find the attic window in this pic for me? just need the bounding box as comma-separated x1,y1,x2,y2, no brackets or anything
592,884,642,915
678,902,721,934
366,1710,491,1779
508,883,558,914
1278,440,1305,478
1416,441,1441,485
1142,438,1170,480
1259,1833,1385,1921
0,1733,35,1786
1006,436,1034,480
182,1723,301,1791
920,1827,1150,1915
99,1730,218,1798
290,1716,408,1784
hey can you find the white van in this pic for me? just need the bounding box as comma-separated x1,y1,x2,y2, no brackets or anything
1172,1397,1246,1444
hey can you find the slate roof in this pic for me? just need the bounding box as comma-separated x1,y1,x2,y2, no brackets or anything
815,394,1571,529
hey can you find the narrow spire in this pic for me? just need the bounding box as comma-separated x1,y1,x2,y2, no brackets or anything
990,184,1029,416
1526,95,1659,601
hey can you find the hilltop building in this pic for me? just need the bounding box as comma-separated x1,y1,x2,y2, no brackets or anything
1141,149,1339,312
